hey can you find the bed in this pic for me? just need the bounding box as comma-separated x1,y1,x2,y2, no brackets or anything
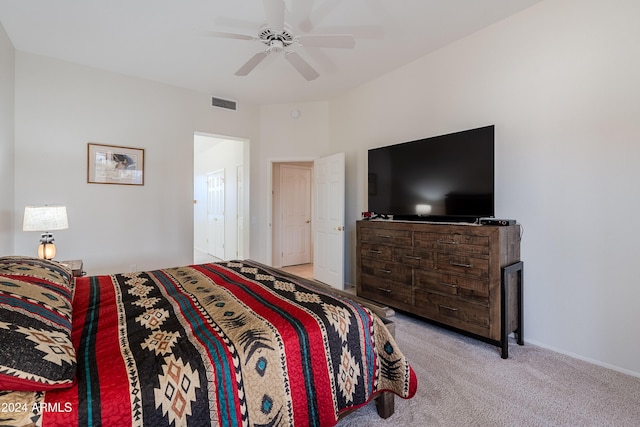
0,256,416,426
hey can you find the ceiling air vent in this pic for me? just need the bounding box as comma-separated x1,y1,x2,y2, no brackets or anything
212,97,237,111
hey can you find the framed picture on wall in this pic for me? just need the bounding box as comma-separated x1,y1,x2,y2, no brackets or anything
87,143,145,185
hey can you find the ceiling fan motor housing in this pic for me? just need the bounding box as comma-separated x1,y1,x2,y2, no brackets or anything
259,25,294,52
268,39,285,53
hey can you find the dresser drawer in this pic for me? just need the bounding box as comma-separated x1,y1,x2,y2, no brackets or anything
436,253,489,278
392,247,435,269
361,258,412,283
414,269,489,300
360,227,412,246
360,243,393,261
414,289,490,336
415,231,490,255
360,274,413,305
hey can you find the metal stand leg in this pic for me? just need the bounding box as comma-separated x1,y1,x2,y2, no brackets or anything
500,261,524,359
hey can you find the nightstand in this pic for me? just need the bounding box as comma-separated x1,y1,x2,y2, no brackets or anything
60,259,85,277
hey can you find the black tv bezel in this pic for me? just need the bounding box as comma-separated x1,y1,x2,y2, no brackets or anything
367,125,495,223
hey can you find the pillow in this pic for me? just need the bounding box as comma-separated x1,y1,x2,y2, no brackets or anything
0,256,76,391
0,256,73,287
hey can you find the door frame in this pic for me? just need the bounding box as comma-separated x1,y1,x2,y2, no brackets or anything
268,157,315,268
194,132,250,262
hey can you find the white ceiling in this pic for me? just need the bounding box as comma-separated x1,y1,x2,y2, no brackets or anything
0,0,542,105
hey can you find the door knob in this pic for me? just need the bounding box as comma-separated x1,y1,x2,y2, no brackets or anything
334,226,344,231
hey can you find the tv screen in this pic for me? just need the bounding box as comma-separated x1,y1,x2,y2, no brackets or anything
367,125,494,222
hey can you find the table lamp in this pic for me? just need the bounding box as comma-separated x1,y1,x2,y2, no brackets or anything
23,205,69,260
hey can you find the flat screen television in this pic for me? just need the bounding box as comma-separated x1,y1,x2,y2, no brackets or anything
367,125,494,222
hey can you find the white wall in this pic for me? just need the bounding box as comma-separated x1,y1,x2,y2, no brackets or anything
13,52,260,275
0,22,14,253
329,0,640,376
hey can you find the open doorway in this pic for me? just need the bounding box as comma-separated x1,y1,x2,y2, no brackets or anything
270,153,345,288
272,161,314,280
194,133,249,264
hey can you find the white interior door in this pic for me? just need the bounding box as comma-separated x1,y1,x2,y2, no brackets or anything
281,165,312,266
313,152,345,289
207,169,225,259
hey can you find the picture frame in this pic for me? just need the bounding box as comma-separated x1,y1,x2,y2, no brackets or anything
87,143,145,185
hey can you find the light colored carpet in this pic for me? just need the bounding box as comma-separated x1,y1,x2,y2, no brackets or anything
337,313,640,426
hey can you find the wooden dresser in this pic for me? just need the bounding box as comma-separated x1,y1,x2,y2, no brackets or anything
356,220,523,358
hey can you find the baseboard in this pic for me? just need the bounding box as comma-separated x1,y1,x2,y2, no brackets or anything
525,338,640,379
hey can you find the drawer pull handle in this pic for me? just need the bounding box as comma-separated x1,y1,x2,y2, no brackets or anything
403,255,422,260
377,287,392,293
439,282,458,289
450,261,473,268
368,249,382,254
379,235,392,239
379,269,392,274
440,305,459,312
438,240,458,245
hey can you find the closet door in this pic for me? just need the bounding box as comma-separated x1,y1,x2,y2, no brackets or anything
207,169,225,260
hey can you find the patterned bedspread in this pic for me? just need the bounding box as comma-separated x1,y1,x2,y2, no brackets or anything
2,260,416,426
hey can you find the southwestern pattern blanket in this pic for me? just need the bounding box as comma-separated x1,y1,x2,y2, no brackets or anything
3,260,416,426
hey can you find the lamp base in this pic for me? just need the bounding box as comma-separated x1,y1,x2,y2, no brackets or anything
38,242,57,260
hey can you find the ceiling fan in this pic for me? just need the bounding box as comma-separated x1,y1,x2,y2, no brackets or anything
205,0,355,81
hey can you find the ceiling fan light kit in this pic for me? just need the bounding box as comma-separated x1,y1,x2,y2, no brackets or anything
208,0,355,81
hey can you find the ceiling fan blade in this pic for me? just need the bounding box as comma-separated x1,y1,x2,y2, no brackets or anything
285,52,319,81
212,16,260,33
202,30,255,41
235,52,269,76
263,0,285,33
308,25,384,40
296,34,355,49
297,0,342,32
290,0,314,30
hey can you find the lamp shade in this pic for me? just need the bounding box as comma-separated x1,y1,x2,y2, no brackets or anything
23,206,69,231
